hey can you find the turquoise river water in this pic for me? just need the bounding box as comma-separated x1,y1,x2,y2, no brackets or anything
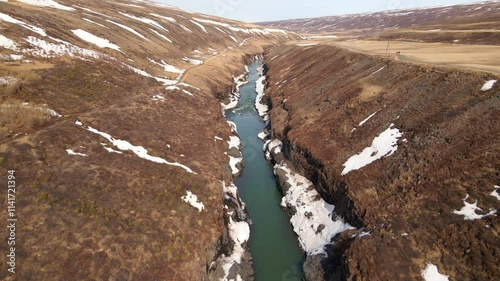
226,60,305,281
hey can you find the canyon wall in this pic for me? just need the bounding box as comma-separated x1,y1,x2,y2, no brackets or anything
263,44,499,280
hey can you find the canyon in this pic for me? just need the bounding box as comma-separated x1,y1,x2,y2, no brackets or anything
0,0,498,280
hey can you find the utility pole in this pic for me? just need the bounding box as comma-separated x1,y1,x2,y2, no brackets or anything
386,39,390,54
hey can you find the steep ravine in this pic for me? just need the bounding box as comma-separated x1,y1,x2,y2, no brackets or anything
205,56,255,281
258,62,357,280
260,44,499,280
216,58,307,281
261,66,363,281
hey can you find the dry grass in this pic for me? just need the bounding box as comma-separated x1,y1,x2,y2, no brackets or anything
0,98,59,138
332,40,500,74
0,69,47,138
0,68,41,96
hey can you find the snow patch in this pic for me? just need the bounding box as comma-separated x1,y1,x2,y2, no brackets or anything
228,35,238,43
148,58,184,74
0,76,18,85
2,102,61,117
165,85,194,96
119,12,168,32
491,186,500,200
115,2,144,9
229,156,243,175
192,17,231,28
214,27,226,34
341,124,403,175
66,149,87,157
179,24,192,33
101,143,123,154
127,66,178,86
227,121,237,133
308,35,338,39
276,163,354,255
82,18,108,28
267,139,283,155
371,66,386,75
421,263,449,281
190,20,207,33
217,181,251,281
76,120,195,174
150,13,176,23
24,36,102,59
149,28,172,43
191,17,287,36
151,94,165,101
222,72,248,111
178,83,200,90
296,43,318,46
453,194,496,220
74,6,110,18
358,110,379,126
0,12,47,36
181,191,204,212
182,57,203,65
358,231,371,238
481,80,497,91
0,34,17,50
239,37,251,46
219,216,249,280
257,131,268,140
106,20,147,40
228,136,241,150
255,76,269,121
72,29,121,52
17,0,75,11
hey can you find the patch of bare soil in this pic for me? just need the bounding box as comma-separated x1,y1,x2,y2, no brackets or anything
263,44,499,280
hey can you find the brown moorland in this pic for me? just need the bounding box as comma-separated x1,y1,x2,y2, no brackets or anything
262,43,499,280
1,0,499,280
0,0,291,280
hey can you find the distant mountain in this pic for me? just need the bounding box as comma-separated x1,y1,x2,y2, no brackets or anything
259,1,500,33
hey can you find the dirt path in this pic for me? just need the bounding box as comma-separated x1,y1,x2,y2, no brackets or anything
332,40,500,73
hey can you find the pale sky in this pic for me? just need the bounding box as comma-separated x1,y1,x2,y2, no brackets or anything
157,0,486,22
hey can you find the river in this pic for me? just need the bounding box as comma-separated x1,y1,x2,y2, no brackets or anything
226,60,305,281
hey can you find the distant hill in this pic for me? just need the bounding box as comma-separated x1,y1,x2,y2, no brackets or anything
259,1,500,33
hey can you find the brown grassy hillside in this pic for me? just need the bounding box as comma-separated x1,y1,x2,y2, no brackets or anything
0,0,290,280
263,43,499,280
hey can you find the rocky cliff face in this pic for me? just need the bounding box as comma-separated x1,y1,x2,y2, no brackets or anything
262,44,499,280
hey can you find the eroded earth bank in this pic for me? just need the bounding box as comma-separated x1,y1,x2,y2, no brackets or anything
258,44,499,280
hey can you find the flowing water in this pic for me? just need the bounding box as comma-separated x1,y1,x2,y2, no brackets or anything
226,60,305,281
